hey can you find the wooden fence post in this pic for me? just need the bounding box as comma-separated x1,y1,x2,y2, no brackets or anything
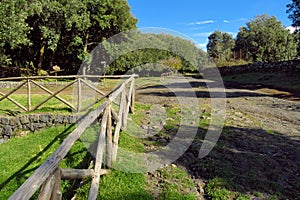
88,106,109,200
51,168,62,200
106,104,113,168
77,78,82,112
129,78,135,114
112,87,125,162
27,79,31,111
37,168,61,200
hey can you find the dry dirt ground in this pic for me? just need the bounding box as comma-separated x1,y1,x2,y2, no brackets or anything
135,75,300,199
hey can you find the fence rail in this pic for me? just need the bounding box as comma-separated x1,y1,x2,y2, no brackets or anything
8,74,136,200
0,75,137,112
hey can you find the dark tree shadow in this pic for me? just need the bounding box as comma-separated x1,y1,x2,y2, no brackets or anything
175,125,300,199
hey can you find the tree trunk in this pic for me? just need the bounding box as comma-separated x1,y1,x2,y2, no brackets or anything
37,41,46,75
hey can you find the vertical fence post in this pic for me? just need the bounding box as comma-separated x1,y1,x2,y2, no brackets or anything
77,78,82,112
129,78,135,114
51,168,62,200
88,106,109,200
27,79,31,111
112,86,125,162
106,104,113,168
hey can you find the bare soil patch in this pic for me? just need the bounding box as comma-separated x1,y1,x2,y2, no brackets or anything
136,75,300,199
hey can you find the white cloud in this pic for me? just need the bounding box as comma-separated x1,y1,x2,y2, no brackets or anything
189,20,214,25
223,18,248,23
198,43,207,51
198,43,207,47
286,26,298,33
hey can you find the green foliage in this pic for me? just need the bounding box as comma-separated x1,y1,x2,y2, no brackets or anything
207,30,235,62
287,0,300,30
235,15,298,62
0,0,137,74
287,0,300,56
104,32,207,75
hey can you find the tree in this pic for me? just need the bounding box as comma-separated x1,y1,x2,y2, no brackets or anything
235,15,298,62
287,0,300,56
105,32,207,74
0,0,137,75
287,0,300,31
207,30,235,61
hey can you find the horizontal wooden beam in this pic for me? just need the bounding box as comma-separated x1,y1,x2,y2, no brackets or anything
0,74,138,81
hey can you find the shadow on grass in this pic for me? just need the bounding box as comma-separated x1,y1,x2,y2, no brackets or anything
176,125,300,199
0,124,76,190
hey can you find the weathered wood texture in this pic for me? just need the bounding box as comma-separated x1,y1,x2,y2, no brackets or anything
8,74,136,200
0,74,138,113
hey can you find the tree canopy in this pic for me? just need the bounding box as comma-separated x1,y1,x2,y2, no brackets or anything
207,30,235,61
207,15,298,64
287,0,300,31
0,0,137,75
235,15,297,62
87,32,207,75
287,0,300,56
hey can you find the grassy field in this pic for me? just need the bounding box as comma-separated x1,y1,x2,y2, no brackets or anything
1,75,296,199
0,102,198,199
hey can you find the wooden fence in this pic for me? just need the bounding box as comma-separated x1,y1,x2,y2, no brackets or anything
8,74,136,200
0,75,136,112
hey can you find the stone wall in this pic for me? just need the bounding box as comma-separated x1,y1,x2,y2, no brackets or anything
204,59,300,76
0,113,82,142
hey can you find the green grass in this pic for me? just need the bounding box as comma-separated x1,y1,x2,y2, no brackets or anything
0,101,201,199
0,125,75,199
157,166,197,200
0,94,74,115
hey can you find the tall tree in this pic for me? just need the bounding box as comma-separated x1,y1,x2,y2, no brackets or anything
287,0,300,31
287,0,300,56
207,30,235,61
235,15,298,62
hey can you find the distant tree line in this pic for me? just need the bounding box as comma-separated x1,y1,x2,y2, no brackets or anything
207,14,299,65
0,0,207,76
100,32,207,75
0,0,137,75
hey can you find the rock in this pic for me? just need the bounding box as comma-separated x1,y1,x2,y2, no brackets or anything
1,117,9,125
19,115,30,124
29,114,39,122
4,125,12,135
40,114,50,123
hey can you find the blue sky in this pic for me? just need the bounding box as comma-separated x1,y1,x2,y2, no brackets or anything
127,0,294,50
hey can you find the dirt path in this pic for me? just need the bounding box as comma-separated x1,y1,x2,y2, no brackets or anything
136,75,300,199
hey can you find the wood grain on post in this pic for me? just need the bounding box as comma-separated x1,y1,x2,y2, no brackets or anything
8,75,135,200
122,80,134,130
27,79,31,111
88,106,109,200
77,78,82,112
129,78,135,114
112,88,125,162
106,105,113,168
37,174,55,200
51,169,62,200
61,169,94,180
